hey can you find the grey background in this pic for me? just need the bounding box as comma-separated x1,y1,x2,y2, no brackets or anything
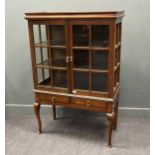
6,0,150,108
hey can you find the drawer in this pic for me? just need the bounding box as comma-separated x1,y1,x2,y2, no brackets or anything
35,93,69,104
71,98,107,111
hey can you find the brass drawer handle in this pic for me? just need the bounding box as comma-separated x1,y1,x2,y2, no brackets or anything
51,96,55,103
86,100,91,107
72,90,77,94
86,100,90,107
86,103,90,107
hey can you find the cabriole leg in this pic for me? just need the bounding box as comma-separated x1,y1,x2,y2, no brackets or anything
113,100,119,131
107,112,115,148
52,105,56,120
33,103,42,134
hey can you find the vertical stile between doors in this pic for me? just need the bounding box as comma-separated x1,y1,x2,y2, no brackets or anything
65,20,72,93
69,21,74,93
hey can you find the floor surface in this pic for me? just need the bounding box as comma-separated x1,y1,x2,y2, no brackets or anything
6,107,150,155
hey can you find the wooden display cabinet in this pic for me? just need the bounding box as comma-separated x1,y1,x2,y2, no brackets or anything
25,11,124,147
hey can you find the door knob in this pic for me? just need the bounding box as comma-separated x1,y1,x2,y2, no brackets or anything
66,56,69,63
70,56,73,62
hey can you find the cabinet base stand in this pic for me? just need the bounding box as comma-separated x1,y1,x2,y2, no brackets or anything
33,102,118,148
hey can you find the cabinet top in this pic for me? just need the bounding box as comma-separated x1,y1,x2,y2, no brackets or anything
24,11,124,20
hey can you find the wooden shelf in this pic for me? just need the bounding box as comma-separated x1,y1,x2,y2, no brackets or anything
36,60,67,70
73,68,108,73
72,46,109,51
72,46,89,50
73,68,89,72
39,77,51,86
34,40,66,49
91,69,108,73
38,77,68,89
91,47,109,51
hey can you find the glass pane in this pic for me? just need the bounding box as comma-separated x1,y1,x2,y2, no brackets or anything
33,25,39,44
35,48,48,65
42,48,48,61
74,72,89,90
92,73,108,92
73,50,89,68
115,47,120,66
53,70,67,88
50,25,65,45
115,49,118,66
33,25,47,44
73,25,89,46
92,25,109,47
52,49,66,67
114,68,119,87
119,24,121,43
41,25,47,42
92,51,108,70
37,68,51,87
115,23,121,45
115,24,119,45
35,48,41,64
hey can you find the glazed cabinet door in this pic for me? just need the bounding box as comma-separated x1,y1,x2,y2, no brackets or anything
69,20,112,97
29,21,70,93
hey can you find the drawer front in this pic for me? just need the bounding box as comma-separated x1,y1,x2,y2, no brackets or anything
35,93,110,112
71,98,107,112
35,93,69,105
